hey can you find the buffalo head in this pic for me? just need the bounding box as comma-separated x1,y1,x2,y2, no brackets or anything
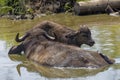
66,25,95,47
8,44,23,55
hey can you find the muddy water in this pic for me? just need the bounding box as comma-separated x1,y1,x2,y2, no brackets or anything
0,14,120,80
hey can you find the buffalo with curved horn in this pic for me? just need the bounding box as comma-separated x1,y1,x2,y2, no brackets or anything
15,21,95,47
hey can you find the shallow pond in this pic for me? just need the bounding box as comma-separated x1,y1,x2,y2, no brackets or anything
0,13,120,80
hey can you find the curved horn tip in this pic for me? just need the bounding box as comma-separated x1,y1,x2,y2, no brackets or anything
16,33,20,38
15,33,21,42
15,33,29,42
44,33,55,40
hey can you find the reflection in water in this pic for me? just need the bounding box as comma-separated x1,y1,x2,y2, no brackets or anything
1,14,120,80
8,55,108,78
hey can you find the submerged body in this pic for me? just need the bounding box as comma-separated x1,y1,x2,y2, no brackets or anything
25,40,114,68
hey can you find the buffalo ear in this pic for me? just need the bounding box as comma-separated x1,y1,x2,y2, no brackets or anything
44,32,55,40
65,31,78,38
79,25,90,33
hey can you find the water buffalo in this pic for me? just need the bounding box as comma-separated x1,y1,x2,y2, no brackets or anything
9,29,114,68
15,21,95,47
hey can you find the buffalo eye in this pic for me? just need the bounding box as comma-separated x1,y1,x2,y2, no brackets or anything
82,34,88,37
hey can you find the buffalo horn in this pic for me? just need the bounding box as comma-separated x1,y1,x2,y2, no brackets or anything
15,33,29,42
44,32,55,40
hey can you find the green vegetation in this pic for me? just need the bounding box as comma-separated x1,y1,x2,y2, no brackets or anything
0,0,26,15
0,6,13,15
0,0,9,15
0,0,5,6
0,0,79,16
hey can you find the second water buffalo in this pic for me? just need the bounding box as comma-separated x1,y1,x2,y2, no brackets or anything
16,21,95,47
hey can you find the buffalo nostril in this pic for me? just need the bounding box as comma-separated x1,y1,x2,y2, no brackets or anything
92,41,95,44
90,40,95,45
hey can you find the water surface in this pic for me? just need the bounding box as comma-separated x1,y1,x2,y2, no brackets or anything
0,13,120,80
